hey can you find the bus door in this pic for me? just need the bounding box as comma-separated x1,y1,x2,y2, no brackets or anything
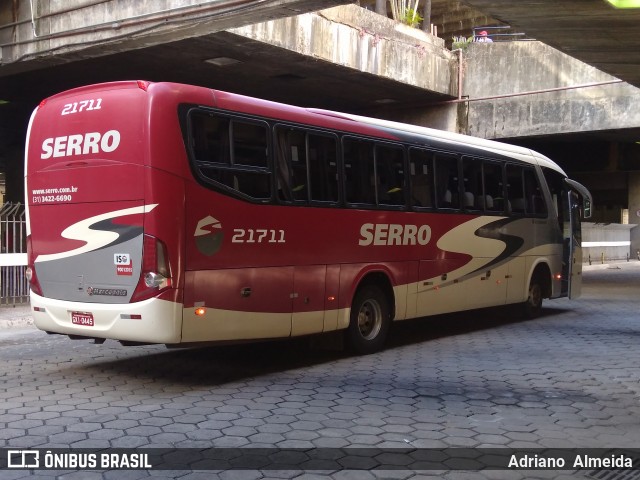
563,190,582,298
562,179,592,299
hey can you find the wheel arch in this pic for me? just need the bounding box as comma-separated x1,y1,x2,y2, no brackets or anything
528,260,552,299
341,267,396,329
353,270,396,320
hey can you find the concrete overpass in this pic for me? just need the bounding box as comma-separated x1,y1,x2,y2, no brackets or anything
453,0,640,89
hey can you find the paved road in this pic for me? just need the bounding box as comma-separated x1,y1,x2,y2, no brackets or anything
1,263,640,479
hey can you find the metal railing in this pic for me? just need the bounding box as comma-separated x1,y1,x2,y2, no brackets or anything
472,26,532,43
0,203,29,305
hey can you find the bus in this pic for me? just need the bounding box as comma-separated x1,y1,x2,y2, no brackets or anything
25,81,592,354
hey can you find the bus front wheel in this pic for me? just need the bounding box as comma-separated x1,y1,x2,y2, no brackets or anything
346,285,390,354
523,275,543,318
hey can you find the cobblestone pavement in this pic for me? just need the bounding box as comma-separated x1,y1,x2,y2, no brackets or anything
1,263,640,479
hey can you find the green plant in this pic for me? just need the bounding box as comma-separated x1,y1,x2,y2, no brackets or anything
389,0,422,28
452,35,473,50
403,8,423,28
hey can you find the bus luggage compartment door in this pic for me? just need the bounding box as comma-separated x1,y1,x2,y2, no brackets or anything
182,267,293,342
291,265,327,336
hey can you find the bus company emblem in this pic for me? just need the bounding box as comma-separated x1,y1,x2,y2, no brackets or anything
194,216,224,256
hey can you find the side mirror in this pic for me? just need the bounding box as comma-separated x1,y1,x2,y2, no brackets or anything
583,199,592,219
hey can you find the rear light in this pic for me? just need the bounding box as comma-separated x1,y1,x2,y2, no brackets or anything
131,234,172,303
25,236,43,296
144,272,167,288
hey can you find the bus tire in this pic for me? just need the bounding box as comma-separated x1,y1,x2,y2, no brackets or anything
346,284,390,354
523,273,544,319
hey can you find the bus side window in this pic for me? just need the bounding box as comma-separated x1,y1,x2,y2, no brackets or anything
542,167,565,231
308,134,339,203
229,120,271,200
434,154,460,210
409,148,434,209
274,127,307,203
462,157,482,211
483,161,505,213
524,168,548,216
191,113,230,164
344,138,375,206
190,112,234,188
274,128,339,205
232,121,268,168
231,170,271,199
506,164,526,214
375,144,405,207
189,111,271,201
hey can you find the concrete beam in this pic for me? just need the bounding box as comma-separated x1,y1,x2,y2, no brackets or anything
462,42,640,139
452,0,640,89
0,0,348,76
228,5,457,98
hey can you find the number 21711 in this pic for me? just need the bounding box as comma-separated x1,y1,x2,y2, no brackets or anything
231,229,285,244
61,99,102,115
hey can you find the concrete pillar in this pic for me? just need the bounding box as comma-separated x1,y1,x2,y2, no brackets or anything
422,0,432,31
629,172,640,259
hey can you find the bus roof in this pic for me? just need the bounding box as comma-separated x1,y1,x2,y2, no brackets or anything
307,109,567,176
209,86,567,176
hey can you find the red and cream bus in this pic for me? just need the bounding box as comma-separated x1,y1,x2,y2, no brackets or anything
25,81,592,353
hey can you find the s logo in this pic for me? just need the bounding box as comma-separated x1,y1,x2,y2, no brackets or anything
194,216,224,256
35,204,158,263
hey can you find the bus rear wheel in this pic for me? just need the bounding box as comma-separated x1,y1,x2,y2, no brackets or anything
346,285,390,354
523,275,543,318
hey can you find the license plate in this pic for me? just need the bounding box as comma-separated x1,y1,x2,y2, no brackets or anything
71,312,94,327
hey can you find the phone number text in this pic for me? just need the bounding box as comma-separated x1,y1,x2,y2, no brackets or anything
32,194,73,203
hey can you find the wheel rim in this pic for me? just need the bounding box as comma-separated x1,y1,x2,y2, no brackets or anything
357,298,383,340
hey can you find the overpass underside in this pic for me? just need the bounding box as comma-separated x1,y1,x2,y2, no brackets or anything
459,41,640,227
230,9,640,229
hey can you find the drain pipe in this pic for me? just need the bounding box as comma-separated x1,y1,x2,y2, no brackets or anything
439,79,624,105
453,48,463,101
29,0,38,37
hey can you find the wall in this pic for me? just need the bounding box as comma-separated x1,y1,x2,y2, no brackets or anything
582,223,637,264
629,172,640,258
462,41,640,139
